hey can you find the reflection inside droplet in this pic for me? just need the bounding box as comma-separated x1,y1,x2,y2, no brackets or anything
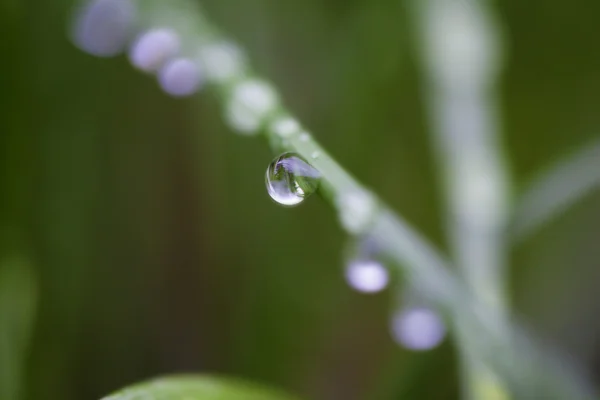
266,153,321,206
345,260,389,293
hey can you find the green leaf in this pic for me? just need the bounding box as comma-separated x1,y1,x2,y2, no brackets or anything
101,375,302,400
0,255,37,400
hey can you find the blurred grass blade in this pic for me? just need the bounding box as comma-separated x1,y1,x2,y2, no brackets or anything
0,255,37,400
126,2,597,397
101,375,303,400
513,138,600,241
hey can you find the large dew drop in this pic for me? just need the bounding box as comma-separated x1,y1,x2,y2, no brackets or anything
266,153,321,206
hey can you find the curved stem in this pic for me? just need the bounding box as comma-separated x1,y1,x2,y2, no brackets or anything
125,1,595,397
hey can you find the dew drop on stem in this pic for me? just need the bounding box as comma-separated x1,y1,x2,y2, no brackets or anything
345,259,389,293
265,152,321,206
391,307,446,351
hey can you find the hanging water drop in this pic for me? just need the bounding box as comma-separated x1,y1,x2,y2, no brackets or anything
129,28,180,72
266,153,321,206
345,260,389,293
391,307,446,351
158,58,203,97
71,0,135,57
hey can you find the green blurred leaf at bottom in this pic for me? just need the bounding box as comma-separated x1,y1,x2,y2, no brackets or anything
101,375,303,400
0,255,37,400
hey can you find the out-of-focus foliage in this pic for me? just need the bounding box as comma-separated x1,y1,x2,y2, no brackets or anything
0,257,37,400
2,0,600,399
102,375,302,400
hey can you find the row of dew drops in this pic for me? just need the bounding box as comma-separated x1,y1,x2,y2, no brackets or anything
73,0,446,352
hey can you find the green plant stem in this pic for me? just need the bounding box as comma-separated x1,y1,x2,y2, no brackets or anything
410,0,511,398
129,1,595,397
512,138,600,242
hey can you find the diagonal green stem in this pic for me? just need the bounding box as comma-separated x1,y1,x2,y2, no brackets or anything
513,138,600,242
124,1,596,397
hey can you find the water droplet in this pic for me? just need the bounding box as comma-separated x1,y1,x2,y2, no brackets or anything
271,117,300,138
72,0,135,57
129,28,180,72
338,190,378,234
199,41,245,83
345,260,389,293
299,132,310,142
311,151,320,160
391,307,446,351
226,79,278,134
266,153,321,206
158,58,203,97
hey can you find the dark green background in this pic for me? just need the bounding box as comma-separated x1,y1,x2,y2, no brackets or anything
2,0,600,399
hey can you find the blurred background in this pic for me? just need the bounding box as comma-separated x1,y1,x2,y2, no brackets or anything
2,0,600,399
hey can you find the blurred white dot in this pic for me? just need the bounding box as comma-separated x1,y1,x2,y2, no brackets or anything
226,79,278,134
271,117,300,138
338,191,378,234
345,260,389,294
392,307,446,351
199,41,245,83
158,58,202,97
299,132,310,142
72,0,135,57
129,28,180,72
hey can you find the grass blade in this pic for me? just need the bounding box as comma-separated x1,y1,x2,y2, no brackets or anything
101,375,302,400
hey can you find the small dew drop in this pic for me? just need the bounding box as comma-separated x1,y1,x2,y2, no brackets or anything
391,307,446,351
266,153,321,207
311,151,320,160
299,132,310,142
72,0,135,57
158,58,203,97
226,79,278,134
129,28,180,72
199,41,245,83
338,191,378,234
271,117,300,138
345,260,389,293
